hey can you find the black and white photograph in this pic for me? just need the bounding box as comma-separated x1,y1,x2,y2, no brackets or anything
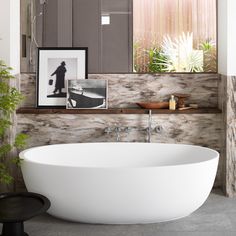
66,79,108,109
37,48,88,108
47,58,77,98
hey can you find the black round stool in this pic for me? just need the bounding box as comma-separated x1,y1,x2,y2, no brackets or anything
0,192,51,236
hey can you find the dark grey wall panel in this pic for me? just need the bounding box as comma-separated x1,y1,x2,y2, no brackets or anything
58,0,73,47
72,0,132,73
43,0,58,46
72,0,101,73
22,0,133,73
101,0,130,12
101,0,132,72
101,13,131,72
35,0,43,47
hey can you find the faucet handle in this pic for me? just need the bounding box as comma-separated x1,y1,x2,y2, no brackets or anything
114,126,122,132
124,127,132,133
155,125,163,133
104,127,112,134
145,127,151,132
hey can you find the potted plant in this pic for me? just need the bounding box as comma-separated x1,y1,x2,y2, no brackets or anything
0,60,27,190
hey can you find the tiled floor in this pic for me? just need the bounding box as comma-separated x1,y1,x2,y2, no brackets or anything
1,189,236,236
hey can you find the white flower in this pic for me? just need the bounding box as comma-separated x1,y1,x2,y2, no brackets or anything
160,32,204,72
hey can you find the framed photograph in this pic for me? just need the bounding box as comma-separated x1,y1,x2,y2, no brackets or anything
37,47,88,108
66,79,108,109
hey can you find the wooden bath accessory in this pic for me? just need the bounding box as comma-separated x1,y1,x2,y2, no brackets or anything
136,102,169,109
173,93,190,108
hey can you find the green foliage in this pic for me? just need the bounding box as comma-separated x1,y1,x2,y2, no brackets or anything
133,41,169,73
0,144,12,159
11,157,24,167
0,119,11,137
0,163,13,184
133,34,217,73
0,60,28,185
14,133,28,149
0,63,24,116
147,47,168,73
133,41,142,72
0,62,14,80
200,40,215,51
200,40,217,72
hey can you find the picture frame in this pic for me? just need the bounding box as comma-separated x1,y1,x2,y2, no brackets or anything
66,79,108,109
37,47,88,108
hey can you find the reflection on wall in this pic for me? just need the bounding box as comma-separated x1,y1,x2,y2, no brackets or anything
21,0,217,73
20,0,132,73
72,0,132,73
21,0,38,72
133,0,217,73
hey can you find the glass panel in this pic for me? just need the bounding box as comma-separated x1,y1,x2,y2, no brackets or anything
101,0,132,73
21,0,217,73
133,0,217,73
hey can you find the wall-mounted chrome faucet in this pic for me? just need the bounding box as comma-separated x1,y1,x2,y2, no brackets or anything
145,110,163,143
124,127,132,134
104,111,163,143
155,125,163,134
146,110,152,143
104,127,112,135
114,126,122,142
104,126,132,142
104,125,122,142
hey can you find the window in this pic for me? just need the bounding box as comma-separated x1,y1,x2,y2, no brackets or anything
133,0,217,73
22,0,217,73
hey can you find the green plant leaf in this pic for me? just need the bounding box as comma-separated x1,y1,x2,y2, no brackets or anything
0,88,24,115
0,82,10,94
11,157,24,166
0,119,12,137
0,60,27,185
14,133,28,149
0,163,13,184
0,144,12,158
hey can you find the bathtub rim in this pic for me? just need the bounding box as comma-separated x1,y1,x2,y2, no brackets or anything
19,143,219,169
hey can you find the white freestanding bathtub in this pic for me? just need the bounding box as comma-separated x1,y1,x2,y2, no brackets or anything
20,143,219,224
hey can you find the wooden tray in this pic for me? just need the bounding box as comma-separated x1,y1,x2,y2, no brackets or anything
137,102,169,109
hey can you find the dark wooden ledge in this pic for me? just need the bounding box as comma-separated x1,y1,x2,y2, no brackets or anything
17,107,222,115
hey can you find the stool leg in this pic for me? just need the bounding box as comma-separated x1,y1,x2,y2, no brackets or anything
1,222,28,236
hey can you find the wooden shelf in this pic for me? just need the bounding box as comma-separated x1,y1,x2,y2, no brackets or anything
17,107,222,115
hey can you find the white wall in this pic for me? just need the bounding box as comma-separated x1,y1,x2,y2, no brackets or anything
0,0,20,75
227,0,236,76
218,0,236,76
218,0,227,75
0,1,11,66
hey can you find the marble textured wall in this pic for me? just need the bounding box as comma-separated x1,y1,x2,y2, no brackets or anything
20,73,219,108
220,75,236,197
226,77,236,196
15,72,223,191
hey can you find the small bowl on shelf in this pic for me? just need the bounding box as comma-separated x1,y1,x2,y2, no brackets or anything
136,102,169,109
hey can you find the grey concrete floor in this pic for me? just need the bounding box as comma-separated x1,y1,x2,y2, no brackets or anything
1,189,236,236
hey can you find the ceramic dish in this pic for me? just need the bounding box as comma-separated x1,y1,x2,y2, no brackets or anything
137,102,169,109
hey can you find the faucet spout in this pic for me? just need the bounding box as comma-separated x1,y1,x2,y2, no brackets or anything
147,110,152,143
115,126,122,142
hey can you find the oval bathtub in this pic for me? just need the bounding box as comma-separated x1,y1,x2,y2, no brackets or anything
20,143,219,224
